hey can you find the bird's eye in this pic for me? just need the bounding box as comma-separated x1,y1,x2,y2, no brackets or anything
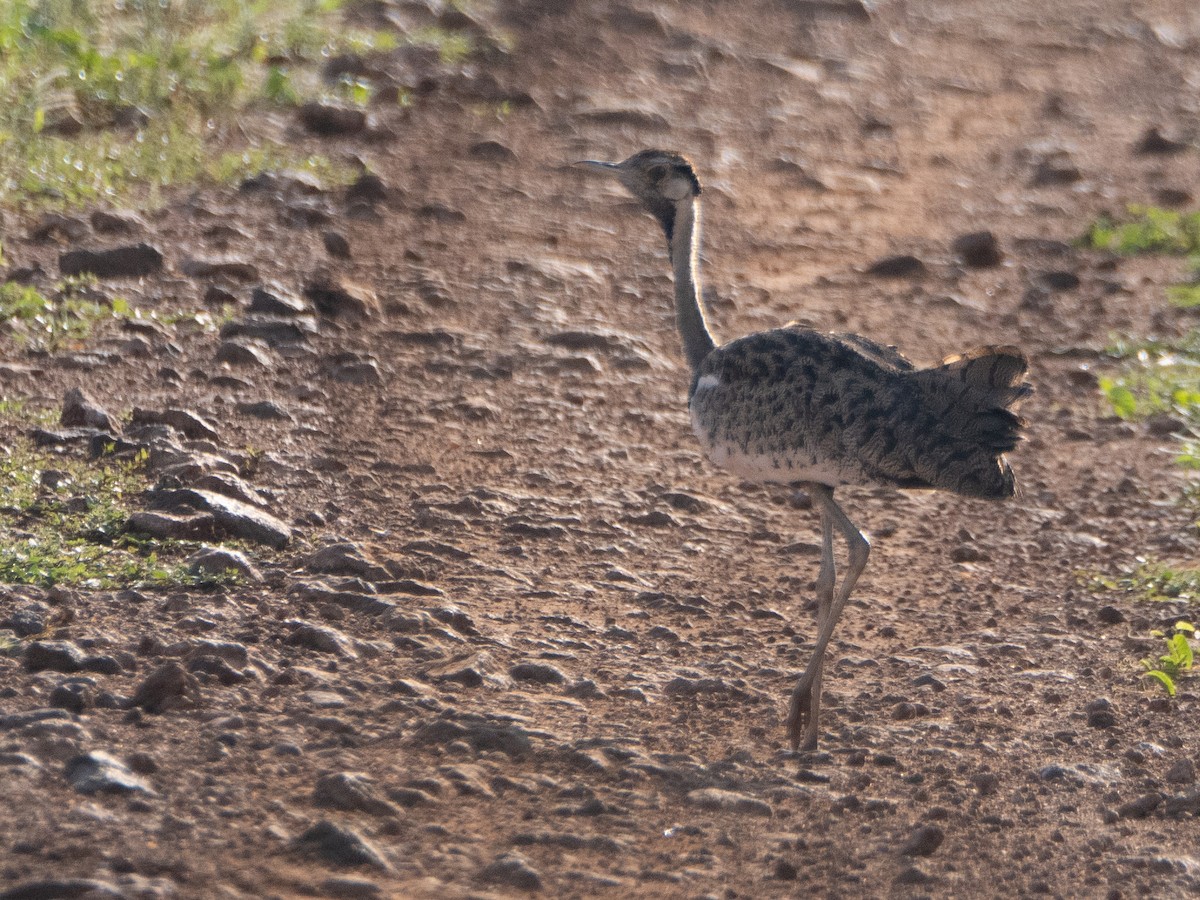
648,166,666,181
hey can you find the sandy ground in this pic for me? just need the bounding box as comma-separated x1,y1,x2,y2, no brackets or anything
2,0,1200,897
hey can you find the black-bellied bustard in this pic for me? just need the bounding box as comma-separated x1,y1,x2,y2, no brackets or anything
578,150,1031,751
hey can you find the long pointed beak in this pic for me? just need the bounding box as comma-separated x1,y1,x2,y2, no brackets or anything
574,160,621,173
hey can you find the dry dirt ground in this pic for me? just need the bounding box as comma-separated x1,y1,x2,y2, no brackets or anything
3,0,1200,897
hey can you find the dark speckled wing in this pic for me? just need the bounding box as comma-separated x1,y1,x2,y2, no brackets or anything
688,327,1030,498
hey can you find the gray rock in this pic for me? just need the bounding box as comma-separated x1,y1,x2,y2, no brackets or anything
236,400,292,421
60,387,118,433
131,407,219,442
25,640,86,673
49,681,94,713
146,488,291,548
90,208,145,235
127,510,217,541
410,717,531,757
323,231,352,259
59,243,162,278
478,853,543,892
293,821,390,869
321,877,382,899
132,661,200,713
469,140,517,162
314,772,400,817
287,621,359,658
685,788,773,817
299,102,368,135
1086,698,1117,729
186,546,261,582
305,274,380,319
1167,759,1196,785
304,543,390,580
180,256,258,281
510,662,567,685
899,824,945,856
215,338,273,368
65,751,156,795
4,602,49,637
0,879,124,900
1117,793,1162,820
249,283,308,316
951,231,1003,267
1164,791,1200,817
220,314,318,347
865,254,925,278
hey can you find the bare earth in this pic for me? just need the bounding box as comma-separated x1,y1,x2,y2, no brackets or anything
3,0,1200,897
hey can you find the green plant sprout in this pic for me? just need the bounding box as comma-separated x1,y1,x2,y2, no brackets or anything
1142,621,1195,697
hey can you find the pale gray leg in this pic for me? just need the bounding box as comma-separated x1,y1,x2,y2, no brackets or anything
787,500,834,750
785,485,870,751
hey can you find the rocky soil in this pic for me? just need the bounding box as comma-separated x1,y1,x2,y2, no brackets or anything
2,0,1200,897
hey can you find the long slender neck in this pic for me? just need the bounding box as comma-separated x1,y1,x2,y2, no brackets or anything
666,197,716,372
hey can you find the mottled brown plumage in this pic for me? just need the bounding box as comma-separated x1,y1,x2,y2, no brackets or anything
578,149,1031,751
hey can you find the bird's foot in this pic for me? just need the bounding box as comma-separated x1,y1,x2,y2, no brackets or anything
785,675,818,751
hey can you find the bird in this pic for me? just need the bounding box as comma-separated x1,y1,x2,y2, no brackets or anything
577,149,1031,751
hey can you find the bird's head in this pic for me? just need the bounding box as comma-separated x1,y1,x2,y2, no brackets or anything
576,149,701,240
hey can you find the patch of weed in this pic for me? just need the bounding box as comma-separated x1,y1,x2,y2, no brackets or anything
1141,621,1194,697
0,277,131,351
0,439,225,589
1084,206,1200,255
0,0,475,211
1088,560,1200,602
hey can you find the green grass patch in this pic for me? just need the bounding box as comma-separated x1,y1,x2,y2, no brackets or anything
0,0,481,211
1101,332,1200,468
0,438,218,589
1,276,132,351
1087,560,1200,603
1084,206,1200,255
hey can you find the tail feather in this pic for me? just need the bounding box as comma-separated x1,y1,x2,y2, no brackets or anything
911,345,1033,499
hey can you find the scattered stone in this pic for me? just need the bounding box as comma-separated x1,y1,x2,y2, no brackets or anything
216,338,273,367
236,400,292,421
1097,605,1125,625
1167,759,1196,785
305,543,390,580
146,488,292,548
469,140,517,162
478,853,543,892
180,257,259,282
1136,126,1188,155
299,102,369,135
314,772,400,817
323,231,352,259
304,273,381,318
288,622,359,658
510,662,567,685
220,314,319,347
59,243,163,278
131,407,219,442
249,283,308,316
899,824,945,856
895,865,933,886
1117,793,1161,820
1164,791,1200,817
773,858,798,880
865,254,924,277
186,546,261,582
127,510,217,542
1086,698,1117,729
132,661,200,713
65,751,156,795
951,231,1003,267
29,212,89,243
410,716,531,757
685,788,773,817
321,877,383,899
25,641,86,673
664,677,749,699
1031,152,1080,186
1034,270,1080,292
332,358,382,385
346,172,388,205
293,821,390,870
60,387,119,433
4,602,49,637
90,209,145,235
49,681,94,713
0,880,125,900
